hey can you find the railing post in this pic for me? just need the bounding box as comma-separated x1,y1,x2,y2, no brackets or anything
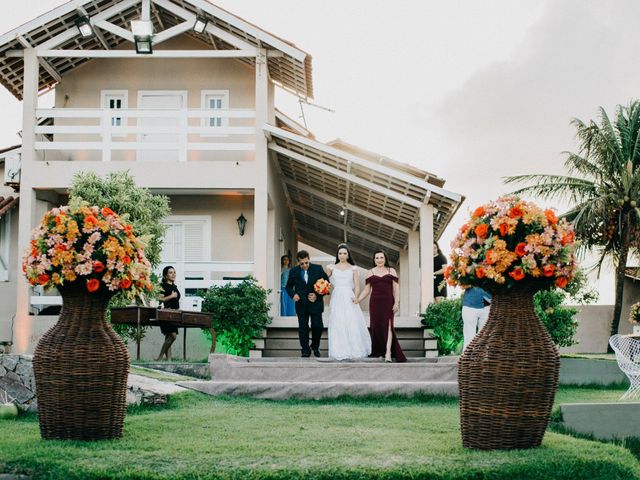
102,109,111,162
179,108,187,162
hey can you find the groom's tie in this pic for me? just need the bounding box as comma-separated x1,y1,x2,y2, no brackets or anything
303,270,308,284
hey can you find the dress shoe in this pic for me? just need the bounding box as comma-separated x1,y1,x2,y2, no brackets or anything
313,349,321,358
301,351,311,358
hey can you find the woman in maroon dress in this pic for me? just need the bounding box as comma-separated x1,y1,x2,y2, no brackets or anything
355,250,407,363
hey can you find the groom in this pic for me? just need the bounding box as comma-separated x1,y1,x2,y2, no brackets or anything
285,250,330,357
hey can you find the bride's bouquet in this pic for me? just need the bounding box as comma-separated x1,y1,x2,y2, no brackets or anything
314,278,331,295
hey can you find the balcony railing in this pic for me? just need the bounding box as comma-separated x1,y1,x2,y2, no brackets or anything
33,108,256,162
30,260,255,313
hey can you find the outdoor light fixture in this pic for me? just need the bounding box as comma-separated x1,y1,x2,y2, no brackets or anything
131,20,154,54
74,15,93,38
236,213,247,236
193,15,209,34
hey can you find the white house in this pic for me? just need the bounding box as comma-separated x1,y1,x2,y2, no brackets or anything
0,0,463,356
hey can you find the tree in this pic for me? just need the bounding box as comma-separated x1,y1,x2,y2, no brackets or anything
506,102,640,343
69,171,170,268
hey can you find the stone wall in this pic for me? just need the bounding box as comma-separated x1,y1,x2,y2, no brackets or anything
0,355,36,412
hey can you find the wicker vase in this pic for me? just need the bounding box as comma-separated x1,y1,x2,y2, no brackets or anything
32,284,129,440
458,288,559,450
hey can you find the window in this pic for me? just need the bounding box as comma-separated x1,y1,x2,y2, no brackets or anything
201,90,229,133
0,211,11,281
161,216,211,263
101,90,128,136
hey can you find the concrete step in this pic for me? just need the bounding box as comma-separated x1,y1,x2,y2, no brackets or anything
264,327,424,339
208,354,457,382
263,338,425,351
261,349,426,358
179,380,458,400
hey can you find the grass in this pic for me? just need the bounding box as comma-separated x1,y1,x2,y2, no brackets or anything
1,386,639,480
129,365,195,382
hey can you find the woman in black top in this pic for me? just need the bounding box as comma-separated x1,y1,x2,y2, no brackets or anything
156,265,181,361
433,243,448,302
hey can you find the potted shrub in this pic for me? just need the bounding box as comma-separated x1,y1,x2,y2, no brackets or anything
629,302,640,335
23,199,153,440
446,196,577,450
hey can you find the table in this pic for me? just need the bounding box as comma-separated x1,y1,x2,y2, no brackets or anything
111,307,216,360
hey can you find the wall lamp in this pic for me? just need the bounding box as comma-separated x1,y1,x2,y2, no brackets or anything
193,15,209,34
236,213,247,236
131,20,153,54
75,15,94,38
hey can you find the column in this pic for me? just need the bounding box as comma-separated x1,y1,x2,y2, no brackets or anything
253,48,268,286
14,48,39,353
407,230,420,317
420,204,435,310
399,249,409,317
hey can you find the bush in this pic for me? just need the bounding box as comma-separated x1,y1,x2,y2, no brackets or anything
421,298,463,355
201,278,272,356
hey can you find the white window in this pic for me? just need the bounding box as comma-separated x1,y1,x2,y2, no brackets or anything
201,90,229,132
0,211,11,281
161,216,211,263
101,90,128,135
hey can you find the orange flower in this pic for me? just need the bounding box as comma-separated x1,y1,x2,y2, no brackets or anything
555,277,568,288
476,266,486,279
474,224,489,238
473,206,486,218
561,231,575,246
499,223,509,236
485,249,498,265
122,255,131,265
444,265,453,278
508,268,525,281
93,261,105,273
543,264,555,277
545,210,558,224
101,207,115,217
37,273,50,285
86,278,100,293
514,242,527,257
120,277,132,289
509,206,523,219
84,215,99,230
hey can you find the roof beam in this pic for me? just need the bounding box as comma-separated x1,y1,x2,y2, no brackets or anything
34,0,139,51
94,20,134,43
153,0,256,51
293,204,402,251
16,36,61,83
141,0,151,22
269,142,423,209
153,21,193,45
296,229,376,261
35,49,257,59
282,177,411,234
265,124,462,203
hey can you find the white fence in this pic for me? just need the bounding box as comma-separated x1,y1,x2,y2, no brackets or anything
33,107,256,161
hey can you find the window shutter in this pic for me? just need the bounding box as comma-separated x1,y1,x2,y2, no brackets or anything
184,222,205,261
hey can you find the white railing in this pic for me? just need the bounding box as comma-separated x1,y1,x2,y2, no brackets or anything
33,108,256,161
30,260,255,313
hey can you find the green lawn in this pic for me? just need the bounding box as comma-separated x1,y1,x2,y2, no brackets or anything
1,385,638,480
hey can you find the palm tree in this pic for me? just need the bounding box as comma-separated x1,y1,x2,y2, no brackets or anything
505,101,640,343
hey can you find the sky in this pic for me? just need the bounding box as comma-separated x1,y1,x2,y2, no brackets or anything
2,0,639,303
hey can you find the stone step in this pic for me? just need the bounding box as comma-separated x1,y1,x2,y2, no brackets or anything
261,349,427,358
179,379,458,400
208,354,457,382
263,338,425,351
264,328,424,339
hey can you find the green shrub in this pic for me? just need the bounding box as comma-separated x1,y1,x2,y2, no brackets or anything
201,277,272,356
421,298,463,355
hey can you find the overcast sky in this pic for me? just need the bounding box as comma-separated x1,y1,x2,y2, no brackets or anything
2,0,638,302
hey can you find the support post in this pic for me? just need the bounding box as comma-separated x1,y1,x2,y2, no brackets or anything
253,48,269,286
407,230,420,318
399,249,409,317
420,204,435,310
15,48,39,353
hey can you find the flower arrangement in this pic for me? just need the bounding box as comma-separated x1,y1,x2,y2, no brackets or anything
23,199,153,298
445,196,577,292
629,302,640,324
314,278,331,295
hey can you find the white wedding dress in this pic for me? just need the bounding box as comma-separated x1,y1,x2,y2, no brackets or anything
327,266,372,360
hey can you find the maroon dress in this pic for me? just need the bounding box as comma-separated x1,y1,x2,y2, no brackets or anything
366,273,407,362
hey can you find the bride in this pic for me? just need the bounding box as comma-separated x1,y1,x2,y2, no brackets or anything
325,243,372,360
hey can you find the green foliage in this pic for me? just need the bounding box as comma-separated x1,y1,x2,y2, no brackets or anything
201,277,272,356
69,170,170,268
421,298,463,355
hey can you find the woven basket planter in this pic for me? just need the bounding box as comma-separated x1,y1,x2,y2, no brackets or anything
32,284,129,440
458,289,559,450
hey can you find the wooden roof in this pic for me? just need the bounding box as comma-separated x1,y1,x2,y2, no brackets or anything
0,0,313,100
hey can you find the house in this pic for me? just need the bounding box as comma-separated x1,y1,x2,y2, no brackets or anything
0,0,463,357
